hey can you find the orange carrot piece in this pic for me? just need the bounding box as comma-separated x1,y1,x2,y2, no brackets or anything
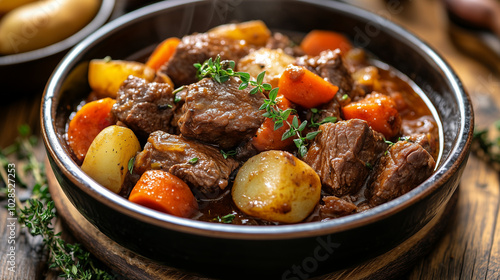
67,98,115,162
129,170,199,218
342,93,402,139
146,37,181,71
278,65,339,109
300,30,352,56
251,95,296,152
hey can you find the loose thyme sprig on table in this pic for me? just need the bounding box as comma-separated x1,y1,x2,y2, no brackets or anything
472,121,500,171
194,55,336,157
0,125,114,280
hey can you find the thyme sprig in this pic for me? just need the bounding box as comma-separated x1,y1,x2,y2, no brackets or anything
194,55,237,83
0,125,114,280
472,120,500,170
309,108,337,128
213,213,236,224
194,56,323,157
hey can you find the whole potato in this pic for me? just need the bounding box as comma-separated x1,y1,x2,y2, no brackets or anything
232,150,321,223
0,0,37,14
0,0,100,54
81,125,141,194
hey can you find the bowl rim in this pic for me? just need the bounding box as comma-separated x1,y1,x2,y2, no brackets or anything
41,0,474,240
0,0,115,65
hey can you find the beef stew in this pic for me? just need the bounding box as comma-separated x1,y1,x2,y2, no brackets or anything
65,20,440,225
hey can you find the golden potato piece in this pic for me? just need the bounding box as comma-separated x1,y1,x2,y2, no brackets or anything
208,20,271,46
88,59,155,98
232,150,321,223
238,48,295,88
81,125,141,194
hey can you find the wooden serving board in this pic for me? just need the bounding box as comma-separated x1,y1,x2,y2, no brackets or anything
46,163,458,280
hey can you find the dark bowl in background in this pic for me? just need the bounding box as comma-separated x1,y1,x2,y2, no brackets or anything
0,0,115,97
41,0,473,278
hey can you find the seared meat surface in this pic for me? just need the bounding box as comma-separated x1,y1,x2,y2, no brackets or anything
161,33,250,87
134,131,239,194
367,141,436,206
112,76,176,138
177,76,266,149
303,119,388,197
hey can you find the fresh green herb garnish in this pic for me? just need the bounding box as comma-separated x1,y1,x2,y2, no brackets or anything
309,108,337,128
220,149,237,159
213,213,236,224
128,156,135,174
471,121,500,169
0,125,114,280
238,70,273,95
173,86,184,103
194,55,236,83
18,200,114,280
257,85,320,157
188,157,199,164
194,57,323,157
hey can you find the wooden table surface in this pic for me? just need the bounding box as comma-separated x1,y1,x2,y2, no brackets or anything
1,0,500,279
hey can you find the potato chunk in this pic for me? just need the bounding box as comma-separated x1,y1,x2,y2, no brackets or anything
88,59,155,98
238,48,295,88
232,150,321,223
208,20,271,46
81,125,141,193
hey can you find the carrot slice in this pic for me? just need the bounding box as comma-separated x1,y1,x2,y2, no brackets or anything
278,65,339,109
129,170,199,218
342,93,402,139
67,98,115,162
300,30,352,56
146,37,181,71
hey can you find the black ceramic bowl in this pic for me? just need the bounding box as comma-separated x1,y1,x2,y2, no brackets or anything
41,0,473,278
0,0,115,96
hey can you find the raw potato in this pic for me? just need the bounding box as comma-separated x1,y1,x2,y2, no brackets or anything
88,59,155,98
0,0,37,14
232,150,321,223
208,20,271,46
238,48,295,88
81,125,141,194
0,0,100,54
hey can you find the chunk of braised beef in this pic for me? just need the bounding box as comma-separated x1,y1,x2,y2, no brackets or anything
402,115,439,158
265,32,304,57
111,76,176,138
160,33,250,87
177,76,266,150
233,140,259,162
134,131,239,195
303,119,388,196
401,115,438,138
295,49,365,106
407,133,438,160
320,196,358,219
367,141,436,206
170,86,188,134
